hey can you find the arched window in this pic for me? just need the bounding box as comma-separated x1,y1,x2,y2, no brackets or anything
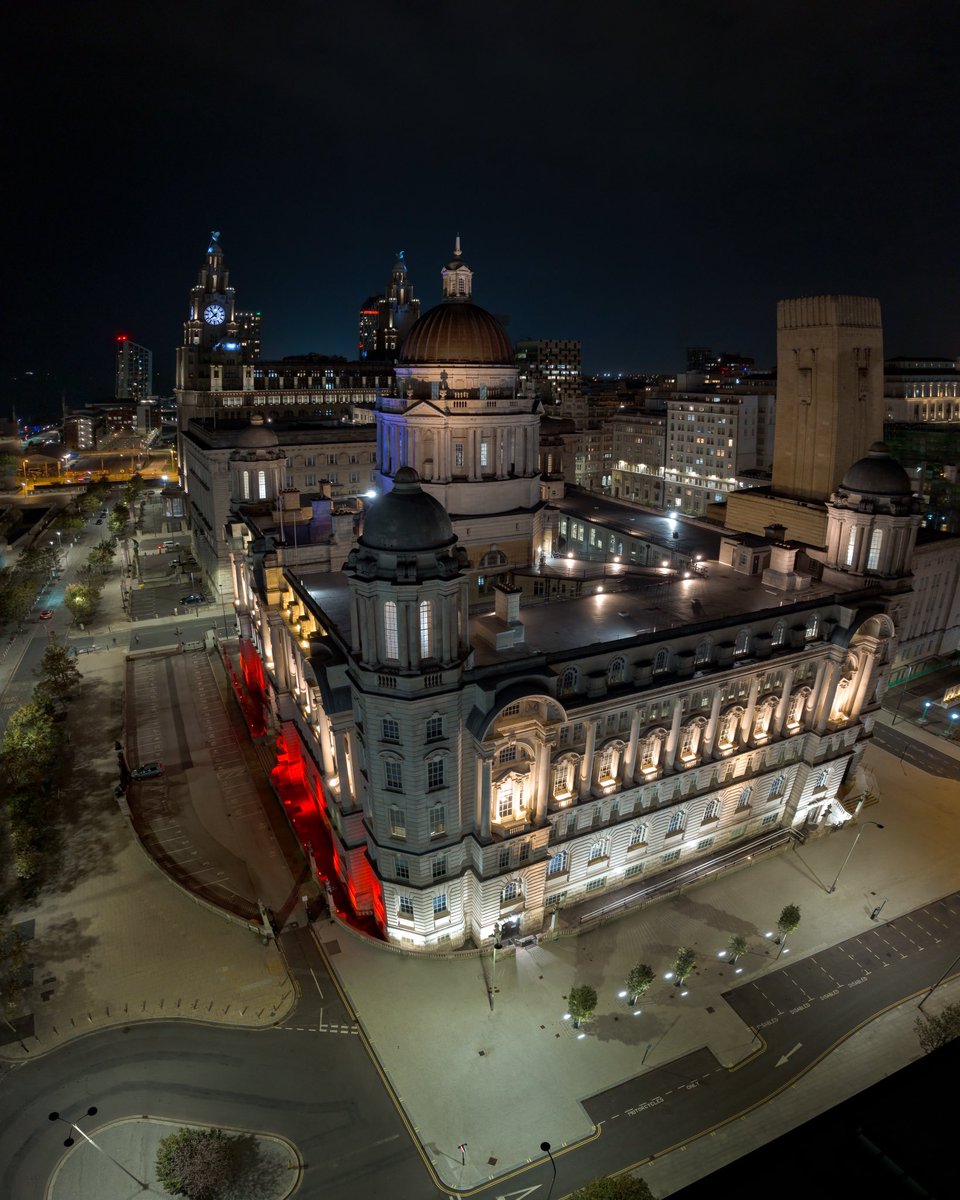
384,600,399,659
653,648,670,674
702,799,721,823
679,723,701,759
771,621,786,647
419,599,433,658
588,839,607,862
480,548,507,568
597,744,621,784
805,613,820,641
242,470,251,500
628,824,648,848
753,697,777,739
717,709,741,750
607,657,626,686
695,641,712,665
496,775,525,822
667,810,686,835
559,667,578,696
736,786,752,810
258,469,267,500
640,730,664,772
734,629,751,657
867,528,883,571
547,850,568,877
552,757,576,799
769,774,786,799
502,880,521,902
845,526,857,567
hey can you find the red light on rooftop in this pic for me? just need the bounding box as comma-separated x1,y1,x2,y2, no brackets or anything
116,334,129,342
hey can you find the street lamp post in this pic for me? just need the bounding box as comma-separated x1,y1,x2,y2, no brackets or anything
828,820,884,894
540,1141,557,1200
48,1107,147,1189
218,583,231,637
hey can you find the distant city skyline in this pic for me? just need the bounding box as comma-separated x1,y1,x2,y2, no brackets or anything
4,2,959,415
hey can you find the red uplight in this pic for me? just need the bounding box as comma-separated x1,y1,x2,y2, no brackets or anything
116,334,129,342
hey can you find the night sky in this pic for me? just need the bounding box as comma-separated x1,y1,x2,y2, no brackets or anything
4,1,959,415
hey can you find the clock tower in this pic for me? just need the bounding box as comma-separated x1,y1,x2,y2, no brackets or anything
175,231,242,392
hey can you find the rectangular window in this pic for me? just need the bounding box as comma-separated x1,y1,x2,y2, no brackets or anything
242,470,251,500
519,841,530,862
381,717,400,742
395,857,409,880
304,473,316,487
384,601,399,659
624,862,644,879
697,837,714,850
384,761,403,791
585,876,607,892
398,896,414,917
426,715,444,740
257,469,267,500
455,443,464,467
432,856,447,879
662,849,681,865
427,759,445,789
761,813,778,827
388,805,406,837
480,442,489,468
419,600,432,658
429,805,446,837
499,846,511,869
499,745,517,763
433,894,448,916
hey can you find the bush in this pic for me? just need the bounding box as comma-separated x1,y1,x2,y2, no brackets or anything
156,1127,236,1200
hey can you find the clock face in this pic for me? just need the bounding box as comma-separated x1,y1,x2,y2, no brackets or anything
204,303,226,326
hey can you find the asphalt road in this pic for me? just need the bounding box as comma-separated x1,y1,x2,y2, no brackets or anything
871,722,960,778
0,932,434,1200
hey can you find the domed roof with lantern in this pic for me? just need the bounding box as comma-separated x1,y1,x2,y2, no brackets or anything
398,237,514,366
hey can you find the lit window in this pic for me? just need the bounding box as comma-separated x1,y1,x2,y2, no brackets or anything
667,810,686,835
588,839,607,862
419,600,433,658
502,881,520,902
384,601,399,659
433,893,448,916
867,528,883,571
257,469,267,500
629,824,647,848
845,526,857,567
547,850,568,877
480,442,489,468
429,804,446,836
389,805,406,837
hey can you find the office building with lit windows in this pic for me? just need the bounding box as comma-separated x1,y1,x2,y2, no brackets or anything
115,336,153,401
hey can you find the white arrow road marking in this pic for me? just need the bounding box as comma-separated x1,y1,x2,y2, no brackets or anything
776,1043,802,1066
497,1188,542,1200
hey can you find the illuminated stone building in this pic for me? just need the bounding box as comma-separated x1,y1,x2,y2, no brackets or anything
227,253,910,950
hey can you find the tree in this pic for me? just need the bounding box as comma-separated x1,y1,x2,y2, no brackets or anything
915,1002,960,1054
673,947,697,986
64,581,100,624
728,934,748,964
0,575,36,630
0,917,27,1023
567,984,598,1029
33,632,83,703
568,1173,656,1199
776,904,802,944
625,963,655,1003
88,539,117,573
1,701,59,789
155,1127,237,1200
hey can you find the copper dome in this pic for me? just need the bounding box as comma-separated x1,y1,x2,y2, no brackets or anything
840,443,912,496
360,467,455,552
399,301,514,365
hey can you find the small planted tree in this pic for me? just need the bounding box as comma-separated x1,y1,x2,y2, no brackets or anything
728,934,748,964
567,984,598,1029
673,947,697,986
156,1127,236,1200
33,632,83,705
776,904,802,944
625,963,655,1004
915,1003,960,1054
64,582,100,625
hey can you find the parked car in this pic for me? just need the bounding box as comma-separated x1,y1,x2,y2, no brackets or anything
38,610,53,620
180,593,204,605
95,518,103,525
131,761,163,780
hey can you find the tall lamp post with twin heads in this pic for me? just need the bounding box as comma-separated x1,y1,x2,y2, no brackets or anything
828,820,884,894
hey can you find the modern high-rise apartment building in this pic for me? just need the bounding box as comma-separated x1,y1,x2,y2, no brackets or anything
515,338,583,422
115,336,153,400
236,311,263,361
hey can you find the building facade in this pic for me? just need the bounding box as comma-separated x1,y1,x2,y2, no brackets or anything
115,336,153,401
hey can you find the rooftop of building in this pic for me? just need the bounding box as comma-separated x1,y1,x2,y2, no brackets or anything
551,488,725,560
184,419,377,450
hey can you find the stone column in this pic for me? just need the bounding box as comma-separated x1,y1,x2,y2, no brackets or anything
478,754,493,838
623,707,642,779
774,666,795,735
703,689,722,757
664,699,684,770
579,720,598,799
535,742,551,822
807,661,826,721
741,676,760,743
814,660,842,733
